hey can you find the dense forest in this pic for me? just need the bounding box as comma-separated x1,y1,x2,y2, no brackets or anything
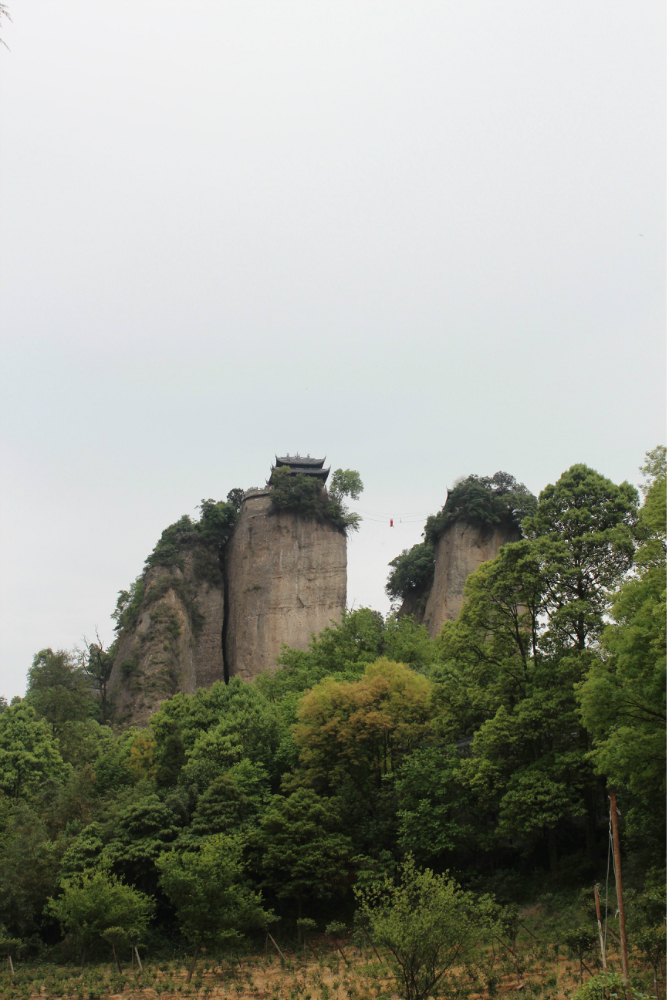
0,451,664,999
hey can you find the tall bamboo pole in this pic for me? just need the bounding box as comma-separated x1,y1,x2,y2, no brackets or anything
609,790,629,982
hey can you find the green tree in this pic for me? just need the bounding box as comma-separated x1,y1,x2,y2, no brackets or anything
84,638,116,725
253,788,352,919
0,925,22,971
523,463,638,651
381,614,437,673
293,659,433,795
157,834,269,981
151,677,290,787
196,498,239,548
189,760,270,837
395,748,486,863
48,865,154,970
111,578,145,635
153,717,186,788
103,794,182,894
578,448,666,845
0,801,62,940
354,855,483,1000
570,972,654,1000
423,465,643,873
0,703,70,800
26,648,93,737
626,869,666,995
226,488,245,512
328,469,364,503
263,609,436,701
386,542,435,603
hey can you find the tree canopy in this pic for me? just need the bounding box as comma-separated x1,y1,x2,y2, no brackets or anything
424,472,536,544
1,449,663,974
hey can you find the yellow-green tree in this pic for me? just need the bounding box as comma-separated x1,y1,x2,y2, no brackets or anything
293,659,433,794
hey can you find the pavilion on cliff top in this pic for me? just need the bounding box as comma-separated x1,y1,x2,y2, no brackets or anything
270,454,330,484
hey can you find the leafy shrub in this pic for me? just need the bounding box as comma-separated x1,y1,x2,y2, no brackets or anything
424,472,536,544
571,971,654,1000
354,855,484,1000
47,865,154,969
145,515,198,570
386,542,435,601
112,496,239,642
112,579,145,634
145,499,239,571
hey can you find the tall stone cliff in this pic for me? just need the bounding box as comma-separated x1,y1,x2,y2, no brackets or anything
422,520,520,638
225,490,347,681
108,545,224,727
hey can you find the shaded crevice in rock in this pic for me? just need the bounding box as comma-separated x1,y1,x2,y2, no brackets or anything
396,588,431,625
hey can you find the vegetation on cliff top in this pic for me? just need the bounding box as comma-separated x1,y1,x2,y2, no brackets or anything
387,471,536,604
424,471,537,545
110,493,242,639
269,467,363,534
145,495,240,571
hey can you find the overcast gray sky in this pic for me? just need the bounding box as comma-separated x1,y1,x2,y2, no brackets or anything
0,0,664,700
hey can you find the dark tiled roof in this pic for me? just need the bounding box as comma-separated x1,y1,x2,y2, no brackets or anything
275,455,326,468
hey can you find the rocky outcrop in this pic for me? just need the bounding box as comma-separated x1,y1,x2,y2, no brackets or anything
108,545,224,727
397,589,429,625
422,520,520,638
225,491,347,681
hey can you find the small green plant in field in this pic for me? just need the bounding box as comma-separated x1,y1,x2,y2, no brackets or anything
564,928,598,984
571,971,655,1000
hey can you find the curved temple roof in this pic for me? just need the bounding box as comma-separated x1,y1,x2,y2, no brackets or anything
271,454,330,483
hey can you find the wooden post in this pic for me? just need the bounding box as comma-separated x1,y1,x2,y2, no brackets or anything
112,940,123,974
333,938,350,968
366,931,383,964
186,945,200,984
267,933,286,963
609,791,629,982
8,955,14,974
594,884,606,971
134,946,143,972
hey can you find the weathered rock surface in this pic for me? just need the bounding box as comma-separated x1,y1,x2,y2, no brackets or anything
422,520,520,638
225,492,347,681
108,546,224,727
396,589,429,625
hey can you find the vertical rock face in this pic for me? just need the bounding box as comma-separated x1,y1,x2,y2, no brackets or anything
108,546,224,727
397,590,429,625
422,520,520,638
225,491,347,681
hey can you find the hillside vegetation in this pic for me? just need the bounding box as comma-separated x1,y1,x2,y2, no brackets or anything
0,452,664,999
